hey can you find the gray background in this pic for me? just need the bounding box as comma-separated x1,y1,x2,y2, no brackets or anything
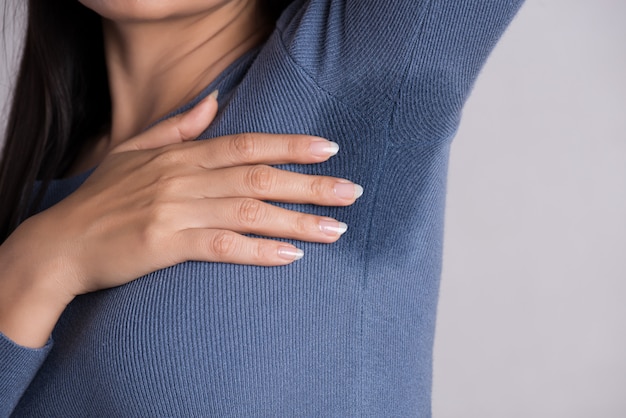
433,1,626,417
2,1,625,416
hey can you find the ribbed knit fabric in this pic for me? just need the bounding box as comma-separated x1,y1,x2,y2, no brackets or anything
0,1,523,416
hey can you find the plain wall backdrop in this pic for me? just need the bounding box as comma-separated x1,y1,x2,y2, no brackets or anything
1,1,625,417
433,1,626,417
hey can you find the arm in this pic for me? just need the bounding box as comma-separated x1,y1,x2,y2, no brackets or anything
278,0,525,141
0,329,52,417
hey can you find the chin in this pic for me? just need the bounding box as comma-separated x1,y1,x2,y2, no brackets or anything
78,0,231,22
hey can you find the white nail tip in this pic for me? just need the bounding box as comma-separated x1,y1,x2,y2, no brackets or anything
278,247,304,261
327,141,340,155
319,221,349,236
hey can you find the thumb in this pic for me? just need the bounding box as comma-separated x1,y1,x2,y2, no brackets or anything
112,90,219,154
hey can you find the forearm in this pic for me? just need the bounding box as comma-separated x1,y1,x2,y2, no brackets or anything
0,217,74,348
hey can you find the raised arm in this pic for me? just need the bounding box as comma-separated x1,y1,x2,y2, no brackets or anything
277,0,525,141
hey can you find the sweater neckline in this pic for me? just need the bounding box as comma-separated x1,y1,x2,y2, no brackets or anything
43,45,262,187
31,45,263,216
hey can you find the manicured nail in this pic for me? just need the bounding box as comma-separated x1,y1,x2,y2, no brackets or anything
334,182,364,199
310,140,339,157
319,219,348,236
278,246,304,261
209,89,219,100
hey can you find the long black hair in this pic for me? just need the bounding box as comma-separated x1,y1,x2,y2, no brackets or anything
0,0,293,243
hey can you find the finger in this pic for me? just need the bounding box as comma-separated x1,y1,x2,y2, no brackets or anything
178,132,340,169
172,229,305,266
184,165,364,206
112,90,219,154
169,198,348,243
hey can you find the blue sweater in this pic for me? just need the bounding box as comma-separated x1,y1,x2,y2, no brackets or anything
0,0,523,416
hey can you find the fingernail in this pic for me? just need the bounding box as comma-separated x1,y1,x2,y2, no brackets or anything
310,140,339,157
334,182,364,200
209,89,219,100
278,246,304,261
319,219,348,236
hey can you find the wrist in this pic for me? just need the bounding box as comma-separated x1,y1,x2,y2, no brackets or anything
0,219,76,348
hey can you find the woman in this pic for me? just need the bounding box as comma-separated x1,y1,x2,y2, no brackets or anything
0,0,523,416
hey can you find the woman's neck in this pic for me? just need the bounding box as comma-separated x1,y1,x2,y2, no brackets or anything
103,0,269,148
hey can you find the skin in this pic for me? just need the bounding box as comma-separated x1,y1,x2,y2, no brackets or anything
0,0,362,348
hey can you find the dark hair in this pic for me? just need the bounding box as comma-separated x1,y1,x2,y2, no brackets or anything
261,0,294,21
0,0,109,242
0,0,293,243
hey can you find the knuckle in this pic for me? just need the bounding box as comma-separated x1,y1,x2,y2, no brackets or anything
138,218,166,250
232,133,257,162
235,198,264,225
152,148,182,166
252,240,272,263
209,231,238,258
154,175,184,197
245,165,274,193
286,136,301,156
308,176,328,199
167,115,187,141
292,214,311,235
145,201,177,231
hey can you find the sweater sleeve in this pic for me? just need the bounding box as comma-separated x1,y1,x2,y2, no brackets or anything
276,0,524,142
0,332,52,417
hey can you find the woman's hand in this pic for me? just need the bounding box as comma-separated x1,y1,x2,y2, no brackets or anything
44,93,361,295
0,93,361,347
